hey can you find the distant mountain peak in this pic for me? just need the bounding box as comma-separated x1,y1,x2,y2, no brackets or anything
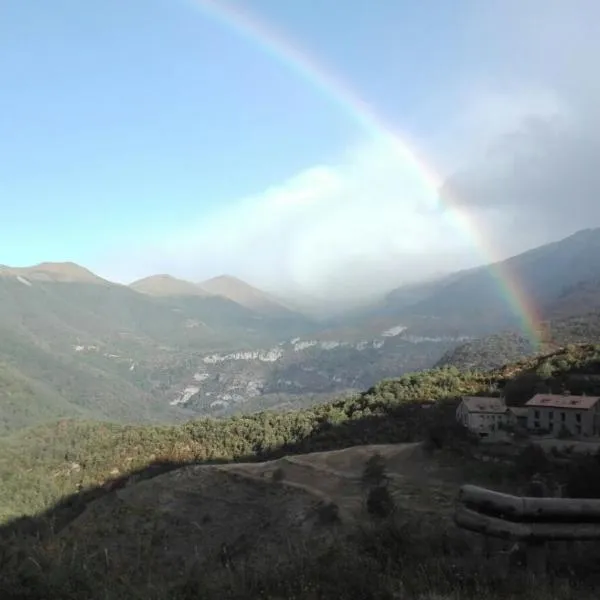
130,274,210,297
198,274,292,314
0,261,107,284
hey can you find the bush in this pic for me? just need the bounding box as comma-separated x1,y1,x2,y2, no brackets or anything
316,501,341,525
366,485,395,519
361,453,388,489
514,443,550,478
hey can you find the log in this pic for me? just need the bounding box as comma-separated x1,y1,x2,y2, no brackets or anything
459,485,600,522
454,506,600,541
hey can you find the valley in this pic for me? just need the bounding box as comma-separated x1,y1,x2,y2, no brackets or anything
3,229,600,433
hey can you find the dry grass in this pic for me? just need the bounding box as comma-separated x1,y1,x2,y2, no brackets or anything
2,441,599,599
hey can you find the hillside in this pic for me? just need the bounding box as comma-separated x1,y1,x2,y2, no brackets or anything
0,262,471,433
437,310,600,371
548,279,600,319
4,342,600,520
373,228,600,336
199,274,295,315
3,344,600,598
4,228,600,436
129,274,210,297
0,270,317,432
0,261,108,284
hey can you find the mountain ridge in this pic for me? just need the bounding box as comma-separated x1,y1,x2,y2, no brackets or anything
129,274,211,297
0,261,109,284
199,274,296,315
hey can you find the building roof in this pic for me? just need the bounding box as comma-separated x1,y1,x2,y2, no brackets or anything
461,396,507,414
525,394,600,410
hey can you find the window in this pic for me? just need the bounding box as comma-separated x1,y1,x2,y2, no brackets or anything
534,410,540,419
534,420,540,429
561,412,566,422
576,425,582,435
549,411,554,421
576,413,581,423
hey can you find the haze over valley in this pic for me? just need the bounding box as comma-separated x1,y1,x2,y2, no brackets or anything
1,227,600,432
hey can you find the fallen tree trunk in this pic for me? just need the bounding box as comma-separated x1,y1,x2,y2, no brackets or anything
459,485,600,522
455,506,600,541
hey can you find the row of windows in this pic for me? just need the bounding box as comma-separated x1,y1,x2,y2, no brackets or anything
533,420,582,434
533,410,581,423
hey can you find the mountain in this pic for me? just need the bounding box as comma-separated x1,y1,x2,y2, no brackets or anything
0,261,108,284
0,265,318,432
129,274,210,297
199,274,295,315
376,228,600,336
547,279,600,319
4,227,600,435
436,310,600,371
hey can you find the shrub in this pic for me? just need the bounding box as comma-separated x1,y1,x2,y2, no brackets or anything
316,501,340,525
361,453,388,489
366,485,395,519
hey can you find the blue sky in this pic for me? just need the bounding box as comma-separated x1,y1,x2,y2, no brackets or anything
1,0,598,302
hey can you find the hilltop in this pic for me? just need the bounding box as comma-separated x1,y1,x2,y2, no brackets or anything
0,269,316,433
0,261,108,284
199,274,295,314
129,274,210,297
3,343,600,598
5,228,600,435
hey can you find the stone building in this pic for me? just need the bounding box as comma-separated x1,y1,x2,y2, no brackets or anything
525,394,600,437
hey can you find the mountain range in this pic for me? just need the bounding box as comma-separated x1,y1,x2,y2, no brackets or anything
2,227,600,433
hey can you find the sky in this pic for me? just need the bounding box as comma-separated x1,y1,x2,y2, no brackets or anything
1,0,599,306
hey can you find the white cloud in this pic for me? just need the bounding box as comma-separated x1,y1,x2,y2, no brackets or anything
98,137,478,304
433,0,600,257
94,0,600,306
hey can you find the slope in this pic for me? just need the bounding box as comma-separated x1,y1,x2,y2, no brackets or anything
199,274,296,315
436,311,600,371
129,274,210,297
0,269,316,433
3,345,600,598
0,261,109,284
381,228,600,336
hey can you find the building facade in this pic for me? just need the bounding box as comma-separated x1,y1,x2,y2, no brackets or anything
525,394,600,437
456,396,509,437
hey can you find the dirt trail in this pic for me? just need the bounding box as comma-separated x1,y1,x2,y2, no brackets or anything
218,442,457,516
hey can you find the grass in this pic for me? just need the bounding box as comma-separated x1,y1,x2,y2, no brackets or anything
3,344,600,597
1,499,599,600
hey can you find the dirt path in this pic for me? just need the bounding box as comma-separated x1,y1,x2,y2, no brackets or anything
218,442,459,517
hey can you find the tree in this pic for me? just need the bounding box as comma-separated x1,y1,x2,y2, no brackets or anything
361,453,389,489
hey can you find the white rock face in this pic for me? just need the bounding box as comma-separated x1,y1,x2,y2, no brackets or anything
381,325,406,337
193,373,210,382
16,276,32,287
170,386,200,406
202,348,283,364
293,340,318,351
320,341,342,350
402,334,472,343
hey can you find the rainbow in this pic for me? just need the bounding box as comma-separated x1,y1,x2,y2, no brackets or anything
182,0,543,347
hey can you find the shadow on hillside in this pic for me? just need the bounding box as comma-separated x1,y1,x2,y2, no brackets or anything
0,402,459,541
2,397,600,599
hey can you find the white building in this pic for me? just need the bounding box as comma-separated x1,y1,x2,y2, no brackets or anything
456,396,508,437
